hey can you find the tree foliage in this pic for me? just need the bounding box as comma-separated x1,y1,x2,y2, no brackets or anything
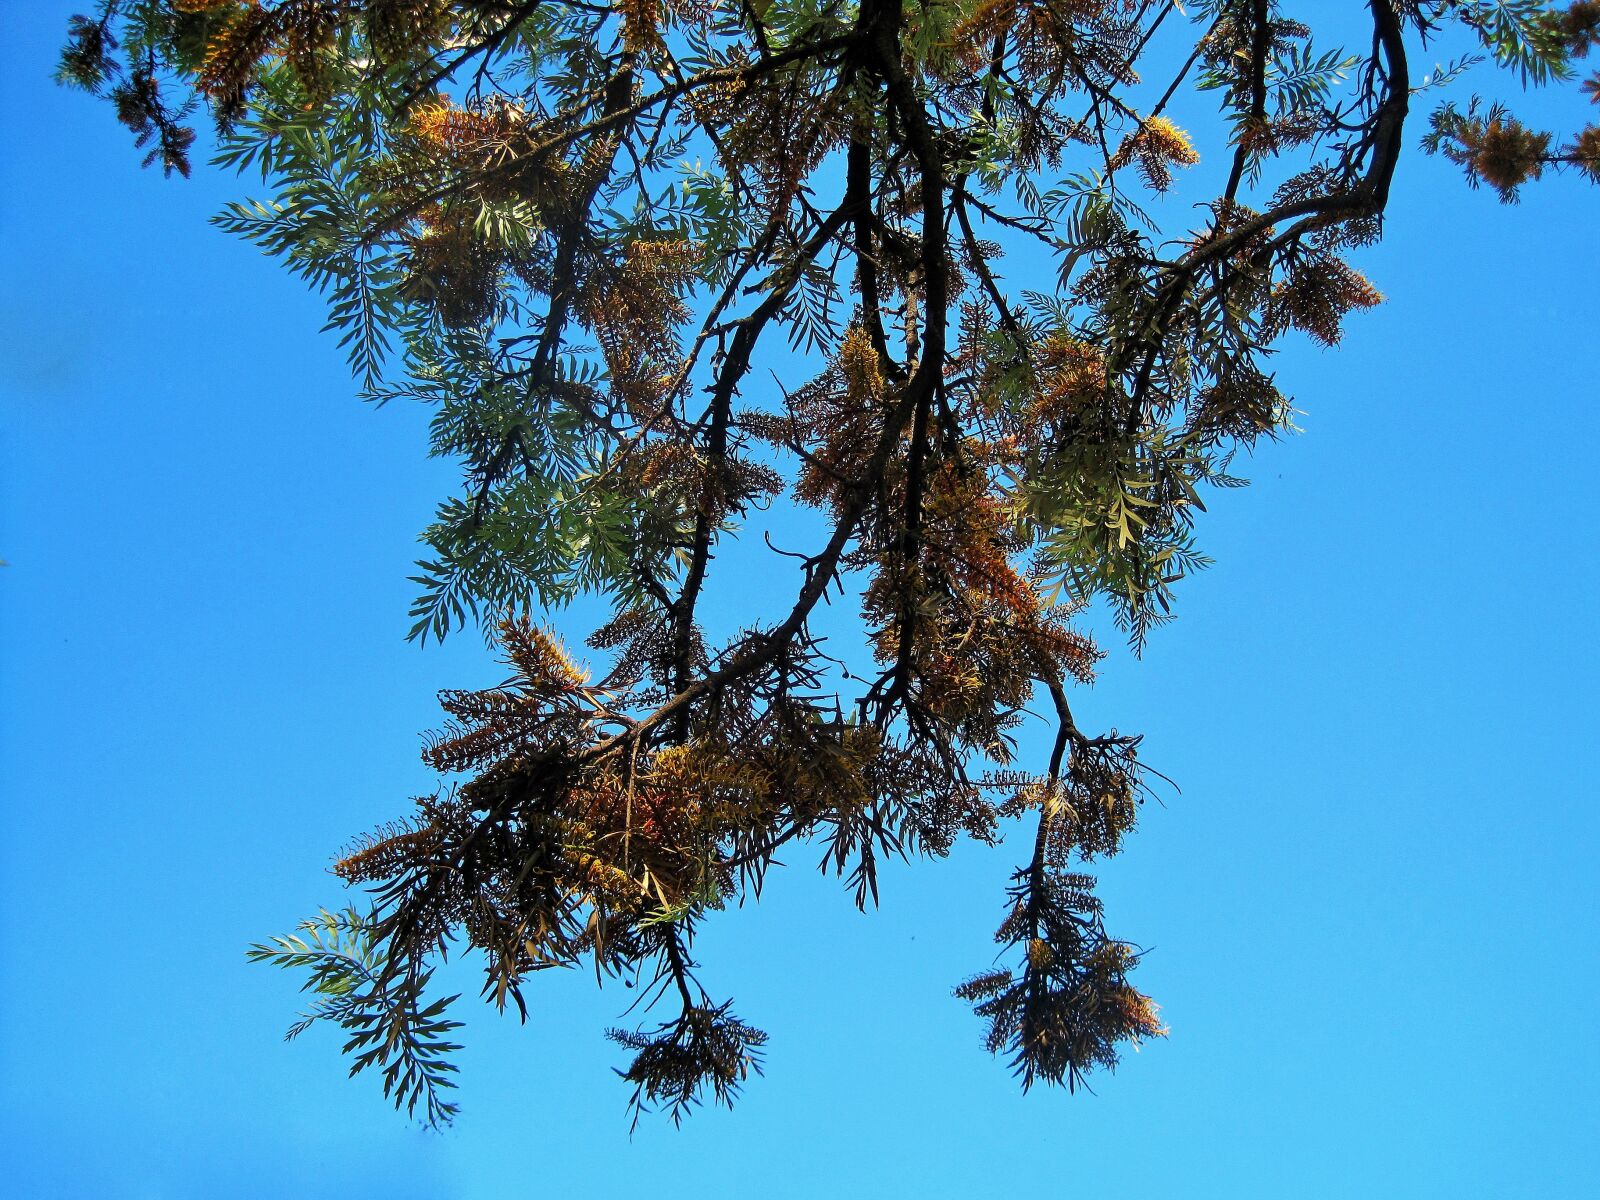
64,0,1599,1126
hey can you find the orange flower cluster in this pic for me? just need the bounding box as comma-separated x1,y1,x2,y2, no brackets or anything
410,99,526,168
406,208,506,329
1109,117,1202,193
1030,333,1111,434
1266,254,1384,347
588,238,701,397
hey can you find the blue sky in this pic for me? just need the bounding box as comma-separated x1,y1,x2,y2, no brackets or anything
3,6,1597,1197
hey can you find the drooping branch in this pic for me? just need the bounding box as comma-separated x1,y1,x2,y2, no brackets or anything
67,0,1595,1127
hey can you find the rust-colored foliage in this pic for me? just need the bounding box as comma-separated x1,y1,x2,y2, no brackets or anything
62,0,1599,1126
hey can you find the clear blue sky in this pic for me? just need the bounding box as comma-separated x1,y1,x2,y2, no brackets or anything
3,7,1597,1197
